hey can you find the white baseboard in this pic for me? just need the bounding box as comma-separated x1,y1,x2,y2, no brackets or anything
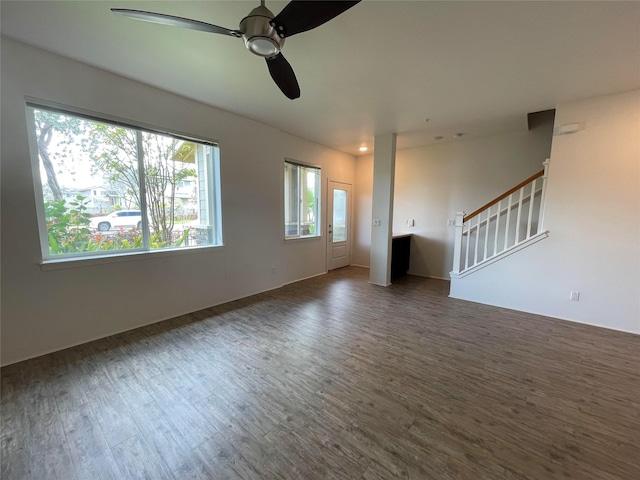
447,295,640,336
281,271,327,287
406,271,451,281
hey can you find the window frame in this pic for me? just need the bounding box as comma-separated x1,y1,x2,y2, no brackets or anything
284,158,321,240
25,98,224,265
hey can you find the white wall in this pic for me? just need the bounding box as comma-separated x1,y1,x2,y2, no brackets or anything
354,125,552,278
450,90,640,334
353,152,373,267
0,38,355,365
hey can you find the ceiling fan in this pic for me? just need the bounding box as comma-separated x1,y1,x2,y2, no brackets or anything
111,1,361,100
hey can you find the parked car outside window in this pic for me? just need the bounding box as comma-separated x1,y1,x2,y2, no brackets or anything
89,210,142,232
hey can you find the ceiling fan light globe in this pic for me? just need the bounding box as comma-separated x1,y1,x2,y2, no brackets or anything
247,37,280,57
239,5,284,58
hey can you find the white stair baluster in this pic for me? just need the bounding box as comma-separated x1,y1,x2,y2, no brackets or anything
473,214,481,267
503,193,512,250
464,218,471,271
526,178,536,238
483,206,490,261
493,199,501,256
515,186,525,244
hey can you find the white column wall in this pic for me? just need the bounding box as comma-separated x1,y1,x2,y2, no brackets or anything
369,133,397,286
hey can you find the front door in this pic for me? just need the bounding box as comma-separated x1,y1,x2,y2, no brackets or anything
327,181,352,270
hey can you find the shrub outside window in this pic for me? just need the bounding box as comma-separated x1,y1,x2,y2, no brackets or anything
284,160,320,239
27,104,222,261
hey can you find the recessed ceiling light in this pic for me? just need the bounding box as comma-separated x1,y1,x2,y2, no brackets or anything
359,146,368,152
433,135,443,141
453,132,465,138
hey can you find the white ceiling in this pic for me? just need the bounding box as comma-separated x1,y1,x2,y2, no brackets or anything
2,1,639,155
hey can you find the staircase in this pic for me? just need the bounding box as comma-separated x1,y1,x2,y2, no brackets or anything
450,160,550,278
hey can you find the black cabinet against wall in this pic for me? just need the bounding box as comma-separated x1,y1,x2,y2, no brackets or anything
391,234,411,280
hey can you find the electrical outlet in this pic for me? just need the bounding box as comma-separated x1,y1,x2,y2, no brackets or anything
373,219,381,227
447,219,455,226
570,291,580,301
405,219,414,227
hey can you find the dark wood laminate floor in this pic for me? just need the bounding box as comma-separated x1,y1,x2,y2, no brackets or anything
2,267,639,479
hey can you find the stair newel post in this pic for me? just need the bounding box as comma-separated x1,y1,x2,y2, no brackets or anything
538,159,550,230
452,211,465,275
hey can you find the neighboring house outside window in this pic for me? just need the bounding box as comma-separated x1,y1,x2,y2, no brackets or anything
26,103,222,260
284,159,320,239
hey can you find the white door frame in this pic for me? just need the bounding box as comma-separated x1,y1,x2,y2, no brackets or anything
327,180,353,271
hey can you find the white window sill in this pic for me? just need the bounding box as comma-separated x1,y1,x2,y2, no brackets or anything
284,235,322,243
40,244,224,271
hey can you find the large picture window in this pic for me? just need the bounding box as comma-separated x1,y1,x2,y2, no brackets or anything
27,104,222,261
284,160,320,239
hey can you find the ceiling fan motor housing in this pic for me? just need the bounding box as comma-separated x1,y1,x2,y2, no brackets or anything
240,5,284,58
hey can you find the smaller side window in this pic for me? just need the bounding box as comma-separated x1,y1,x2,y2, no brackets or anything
284,160,320,239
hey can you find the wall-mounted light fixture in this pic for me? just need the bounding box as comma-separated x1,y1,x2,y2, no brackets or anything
554,123,581,135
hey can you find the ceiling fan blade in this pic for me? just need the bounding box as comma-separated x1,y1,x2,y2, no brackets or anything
270,1,360,38
266,54,300,100
111,9,242,37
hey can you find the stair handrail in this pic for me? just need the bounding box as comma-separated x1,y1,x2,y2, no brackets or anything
464,169,544,223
